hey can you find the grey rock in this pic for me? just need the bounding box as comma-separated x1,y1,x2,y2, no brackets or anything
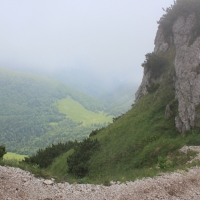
175,115,184,132
136,12,200,132
43,180,54,185
173,13,196,48
135,24,170,103
135,67,151,103
173,13,200,131
154,26,169,53
165,105,172,119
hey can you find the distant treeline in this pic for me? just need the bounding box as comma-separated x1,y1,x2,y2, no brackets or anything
0,67,105,154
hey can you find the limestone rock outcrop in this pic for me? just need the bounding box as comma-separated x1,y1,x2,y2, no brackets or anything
135,12,200,132
134,67,151,103
154,27,169,53
173,13,200,132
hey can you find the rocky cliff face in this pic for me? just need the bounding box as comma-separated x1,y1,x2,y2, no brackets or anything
135,12,200,132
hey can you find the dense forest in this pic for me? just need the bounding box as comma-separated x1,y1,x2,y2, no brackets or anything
0,67,113,155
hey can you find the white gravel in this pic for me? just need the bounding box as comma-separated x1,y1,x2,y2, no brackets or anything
1,165,200,200
1,146,200,200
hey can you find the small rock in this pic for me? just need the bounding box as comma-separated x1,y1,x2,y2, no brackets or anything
43,180,54,185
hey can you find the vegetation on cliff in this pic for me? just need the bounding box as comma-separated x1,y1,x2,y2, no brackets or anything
142,52,168,80
158,0,200,44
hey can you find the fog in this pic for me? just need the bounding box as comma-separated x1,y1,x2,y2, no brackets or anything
0,0,175,95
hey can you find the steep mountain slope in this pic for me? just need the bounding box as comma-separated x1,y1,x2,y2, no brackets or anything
44,47,188,183
87,0,200,181
39,0,200,183
0,67,112,154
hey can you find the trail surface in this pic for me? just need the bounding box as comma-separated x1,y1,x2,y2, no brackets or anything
1,165,200,200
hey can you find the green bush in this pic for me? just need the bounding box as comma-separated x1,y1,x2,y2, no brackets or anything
158,156,171,169
89,127,105,137
103,180,111,186
0,145,6,159
142,53,168,80
24,141,77,168
67,138,100,177
186,130,200,145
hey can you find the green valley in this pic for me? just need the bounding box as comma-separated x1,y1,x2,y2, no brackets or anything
0,67,113,155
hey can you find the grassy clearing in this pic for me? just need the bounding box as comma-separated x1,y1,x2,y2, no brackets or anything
3,152,28,161
46,150,73,177
56,96,113,126
46,149,75,182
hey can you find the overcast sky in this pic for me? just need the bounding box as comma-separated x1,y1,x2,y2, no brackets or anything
0,0,174,86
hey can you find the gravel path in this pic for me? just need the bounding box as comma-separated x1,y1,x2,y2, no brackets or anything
1,165,200,200
1,146,200,200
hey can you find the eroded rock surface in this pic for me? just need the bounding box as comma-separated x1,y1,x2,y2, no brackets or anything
173,13,200,132
154,26,169,53
136,12,200,132
135,67,151,103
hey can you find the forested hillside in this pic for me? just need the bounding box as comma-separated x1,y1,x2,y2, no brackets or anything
0,67,112,155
